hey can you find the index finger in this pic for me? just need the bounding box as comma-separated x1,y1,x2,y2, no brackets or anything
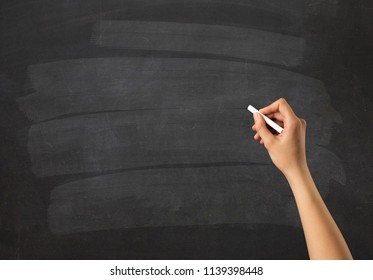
259,98,296,119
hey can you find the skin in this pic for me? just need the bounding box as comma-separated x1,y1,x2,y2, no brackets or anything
252,98,353,260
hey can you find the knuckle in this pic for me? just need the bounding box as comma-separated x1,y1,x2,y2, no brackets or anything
279,97,287,104
264,142,272,149
265,138,275,147
300,118,307,126
287,118,298,128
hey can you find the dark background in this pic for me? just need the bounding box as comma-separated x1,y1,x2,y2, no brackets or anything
0,0,372,259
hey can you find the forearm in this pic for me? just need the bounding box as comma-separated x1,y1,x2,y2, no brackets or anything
284,166,353,260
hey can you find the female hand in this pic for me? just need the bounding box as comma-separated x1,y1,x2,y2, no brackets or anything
252,98,308,176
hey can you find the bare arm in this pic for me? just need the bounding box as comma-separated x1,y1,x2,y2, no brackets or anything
252,98,353,260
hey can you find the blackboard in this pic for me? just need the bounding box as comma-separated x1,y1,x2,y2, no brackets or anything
0,0,372,259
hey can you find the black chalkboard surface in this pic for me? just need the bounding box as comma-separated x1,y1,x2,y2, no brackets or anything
0,0,372,259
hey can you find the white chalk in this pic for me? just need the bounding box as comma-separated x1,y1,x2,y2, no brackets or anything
248,105,284,134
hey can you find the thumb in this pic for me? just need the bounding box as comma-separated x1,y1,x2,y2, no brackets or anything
254,112,276,145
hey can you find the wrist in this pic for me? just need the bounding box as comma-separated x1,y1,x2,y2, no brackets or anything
283,163,312,191
282,162,309,180
284,164,322,207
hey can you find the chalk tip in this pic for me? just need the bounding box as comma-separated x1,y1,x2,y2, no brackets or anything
247,105,257,114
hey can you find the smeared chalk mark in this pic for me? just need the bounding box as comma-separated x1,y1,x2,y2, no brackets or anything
306,0,339,17
18,58,340,146
91,20,305,67
48,145,345,235
48,165,292,234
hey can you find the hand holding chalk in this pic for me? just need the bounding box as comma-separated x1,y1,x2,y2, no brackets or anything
250,98,308,176
248,105,283,133
251,99,353,261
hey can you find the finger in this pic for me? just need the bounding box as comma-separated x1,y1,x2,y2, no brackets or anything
254,112,276,147
268,126,278,135
256,120,282,135
274,120,284,127
253,117,283,130
260,139,264,144
264,112,285,122
259,98,296,120
254,119,281,136
254,133,261,141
